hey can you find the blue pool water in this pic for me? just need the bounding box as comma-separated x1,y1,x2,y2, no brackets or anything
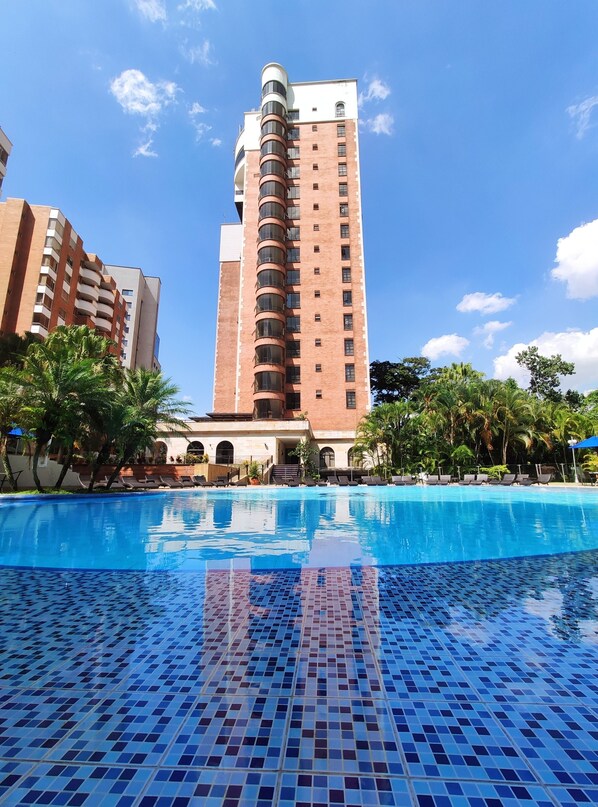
0,486,597,571
1,488,597,805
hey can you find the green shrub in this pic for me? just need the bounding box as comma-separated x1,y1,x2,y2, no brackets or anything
479,465,509,479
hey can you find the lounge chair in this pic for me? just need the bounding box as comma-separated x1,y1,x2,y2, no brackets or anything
327,475,340,485
391,475,404,485
213,475,229,487
520,473,552,486
439,474,451,485
470,474,488,485
338,475,359,487
140,474,161,488
120,476,151,490
369,476,388,486
458,474,475,486
426,476,440,486
0,470,23,492
399,475,416,485
192,475,214,487
103,476,127,491
499,474,516,486
160,475,184,488
304,477,327,486
514,474,529,484
287,478,301,487
178,475,196,488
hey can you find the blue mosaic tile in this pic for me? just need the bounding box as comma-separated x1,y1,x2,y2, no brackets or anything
285,698,404,775
45,691,195,766
279,772,411,806
411,778,555,805
0,688,103,761
141,768,278,806
547,785,598,805
163,695,289,769
389,699,538,783
490,702,598,786
3,761,152,806
0,760,36,801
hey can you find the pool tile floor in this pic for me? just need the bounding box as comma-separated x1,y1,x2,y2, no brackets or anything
1,549,597,805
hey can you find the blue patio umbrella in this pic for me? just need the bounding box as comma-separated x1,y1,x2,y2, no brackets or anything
569,436,598,449
8,427,23,436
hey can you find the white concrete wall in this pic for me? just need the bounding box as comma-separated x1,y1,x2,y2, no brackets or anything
6,455,82,490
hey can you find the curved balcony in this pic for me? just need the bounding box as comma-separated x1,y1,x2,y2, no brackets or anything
258,201,286,223
255,292,285,315
79,265,101,286
97,285,115,306
254,370,285,393
77,282,99,303
254,318,285,341
256,268,285,291
93,316,112,333
253,398,284,419
96,301,113,319
75,298,95,317
254,345,284,367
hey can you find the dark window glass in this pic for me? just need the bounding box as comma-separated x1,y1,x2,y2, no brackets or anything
255,345,284,365
259,201,285,221
339,203,349,216
287,146,300,159
256,269,285,289
286,269,300,285
257,246,285,265
259,180,285,200
287,109,299,121
254,399,284,418
286,365,301,384
343,290,353,306
287,247,300,262
343,313,353,330
260,159,285,178
286,339,300,357
256,293,284,313
315,364,322,372
346,391,356,409
262,119,286,137
315,338,322,347
255,371,284,392
262,80,287,99
340,224,350,238
339,183,348,196
216,441,234,464
287,227,300,240
286,391,301,409
338,163,347,176
258,223,286,243
341,245,351,260
260,140,286,158
286,292,300,308
287,126,300,139
337,124,346,136
320,447,334,467
286,205,300,219
286,316,300,333
287,166,300,179
335,102,345,118
345,364,355,382
344,338,354,356
262,100,286,118
256,319,284,339
342,267,351,283
338,143,347,157
287,185,300,199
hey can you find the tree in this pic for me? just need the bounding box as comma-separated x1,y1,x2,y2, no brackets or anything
105,369,191,488
0,368,25,490
369,357,431,404
0,331,41,369
515,346,574,402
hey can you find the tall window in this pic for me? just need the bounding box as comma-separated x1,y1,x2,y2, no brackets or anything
346,391,356,409
343,314,353,330
286,292,300,308
287,227,300,240
338,163,347,176
335,102,345,118
343,290,352,306
341,245,351,260
287,166,300,179
339,203,349,216
339,183,348,197
287,185,300,199
286,365,301,384
342,267,351,283
286,392,301,410
286,205,300,219
287,126,300,139
340,224,350,238
287,147,300,159
345,364,355,382
216,441,234,464
320,447,335,468
337,124,346,137
338,143,346,157
344,338,354,356
187,441,205,458
287,247,300,262
286,269,300,285
286,316,301,333
286,340,300,357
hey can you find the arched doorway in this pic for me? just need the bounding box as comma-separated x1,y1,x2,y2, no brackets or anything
153,441,167,463
319,447,335,469
187,440,205,459
216,440,234,465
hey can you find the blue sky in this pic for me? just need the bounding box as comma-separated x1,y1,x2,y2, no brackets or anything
1,0,597,413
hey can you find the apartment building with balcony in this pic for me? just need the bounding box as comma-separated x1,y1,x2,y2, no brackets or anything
105,265,161,371
0,198,127,353
207,63,371,467
0,128,12,198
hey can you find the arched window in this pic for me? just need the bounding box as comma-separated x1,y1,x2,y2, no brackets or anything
347,447,359,467
335,102,345,118
319,447,335,469
154,441,167,461
187,441,205,458
216,440,234,465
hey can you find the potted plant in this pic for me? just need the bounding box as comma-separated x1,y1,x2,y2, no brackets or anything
248,460,261,485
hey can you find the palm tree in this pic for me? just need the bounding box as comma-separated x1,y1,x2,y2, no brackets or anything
105,369,190,488
0,367,25,490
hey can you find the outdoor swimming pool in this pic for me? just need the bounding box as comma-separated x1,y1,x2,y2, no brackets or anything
1,486,597,571
1,487,597,806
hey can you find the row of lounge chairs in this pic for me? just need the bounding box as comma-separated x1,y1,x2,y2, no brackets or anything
78,473,232,491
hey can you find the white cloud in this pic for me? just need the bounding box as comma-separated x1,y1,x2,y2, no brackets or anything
188,101,214,141
110,69,178,157
189,101,206,116
456,291,516,315
110,69,178,116
551,218,598,300
567,96,598,139
178,0,216,9
421,334,470,360
358,78,391,107
493,328,598,392
473,320,512,349
134,139,158,158
362,113,394,136
180,39,214,65
133,0,167,22
211,138,222,147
